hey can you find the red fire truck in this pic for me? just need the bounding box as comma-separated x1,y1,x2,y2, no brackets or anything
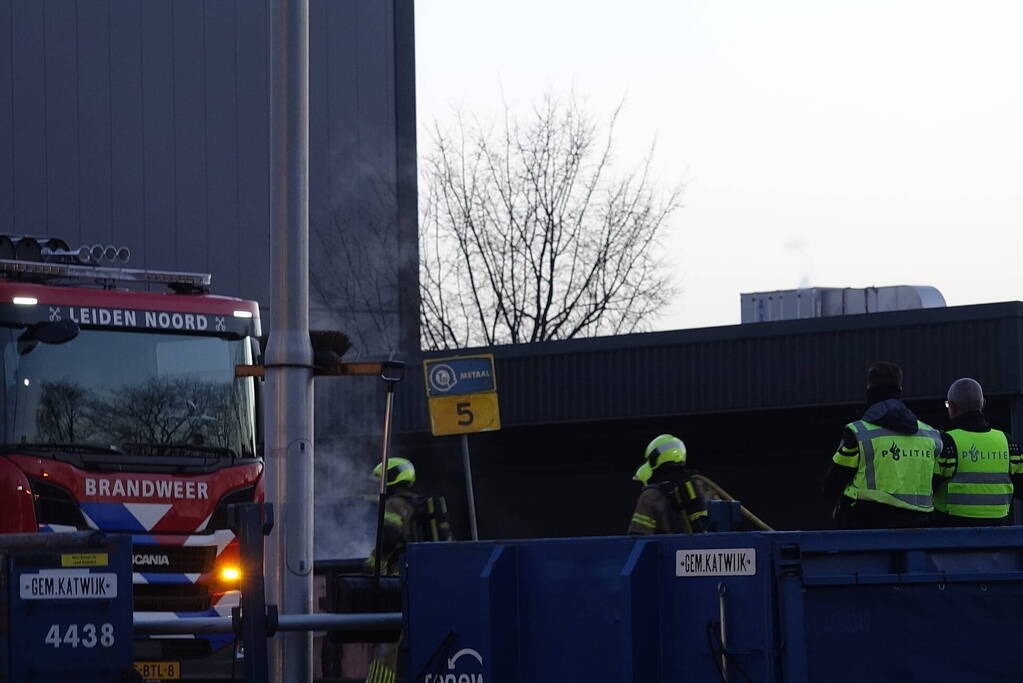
0,236,262,680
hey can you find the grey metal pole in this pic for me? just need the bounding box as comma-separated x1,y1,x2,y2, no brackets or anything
265,0,313,680
460,434,479,540
373,381,397,579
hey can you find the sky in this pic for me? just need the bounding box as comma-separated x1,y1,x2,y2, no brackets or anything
414,0,1023,330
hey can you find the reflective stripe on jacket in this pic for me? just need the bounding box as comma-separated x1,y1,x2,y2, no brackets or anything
840,419,942,512
628,477,708,535
934,428,1013,518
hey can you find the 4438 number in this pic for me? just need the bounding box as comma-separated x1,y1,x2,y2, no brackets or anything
44,622,115,649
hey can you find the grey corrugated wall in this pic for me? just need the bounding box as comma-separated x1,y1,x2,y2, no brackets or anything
395,302,1023,434
0,0,270,299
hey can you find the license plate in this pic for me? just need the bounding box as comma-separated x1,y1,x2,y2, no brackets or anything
19,571,117,600
134,661,181,680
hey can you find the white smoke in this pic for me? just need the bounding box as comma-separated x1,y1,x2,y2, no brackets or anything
312,376,391,561
784,237,816,289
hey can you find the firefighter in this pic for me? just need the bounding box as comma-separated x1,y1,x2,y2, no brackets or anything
628,434,709,535
821,361,944,529
366,457,452,575
933,378,1023,526
365,457,451,683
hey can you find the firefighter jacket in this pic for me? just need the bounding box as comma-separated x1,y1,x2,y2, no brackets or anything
628,464,709,535
368,486,452,575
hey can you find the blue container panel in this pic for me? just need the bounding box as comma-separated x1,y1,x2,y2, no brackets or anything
802,584,1023,682
405,542,496,683
6,535,134,682
407,527,1023,683
406,534,777,683
655,534,776,682
513,540,636,681
774,526,1023,683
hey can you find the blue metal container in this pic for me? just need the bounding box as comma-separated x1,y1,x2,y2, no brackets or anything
405,527,1023,682
775,526,1023,682
5,533,134,682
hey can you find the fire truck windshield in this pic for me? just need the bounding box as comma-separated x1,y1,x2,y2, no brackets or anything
0,327,257,458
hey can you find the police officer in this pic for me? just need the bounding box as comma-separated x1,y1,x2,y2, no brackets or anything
628,434,709,535
366,457,452,575
933,378,1023,526
822,361,944,529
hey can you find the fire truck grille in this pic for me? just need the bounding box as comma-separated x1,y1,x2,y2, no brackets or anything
135,636,215,660
134,583,212,612
132,544,217,574
159,638,214,660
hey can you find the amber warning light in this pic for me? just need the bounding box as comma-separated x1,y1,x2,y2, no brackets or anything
220,565,241,583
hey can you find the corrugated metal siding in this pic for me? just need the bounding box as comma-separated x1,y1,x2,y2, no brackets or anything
0,0,269,296
395,303,1023,433
0,0,419,353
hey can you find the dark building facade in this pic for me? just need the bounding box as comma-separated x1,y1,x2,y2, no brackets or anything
395,303,1023,538
0,0,420,558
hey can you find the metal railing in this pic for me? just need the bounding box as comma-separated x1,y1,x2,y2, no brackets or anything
134,612,402,635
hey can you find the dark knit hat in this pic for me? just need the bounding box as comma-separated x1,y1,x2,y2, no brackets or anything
867,361,903,389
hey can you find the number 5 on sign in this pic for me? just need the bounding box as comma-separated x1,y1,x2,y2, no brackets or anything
428,393,501,436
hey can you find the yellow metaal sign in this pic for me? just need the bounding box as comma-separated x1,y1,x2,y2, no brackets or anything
428,392,501,436
60,553,108,568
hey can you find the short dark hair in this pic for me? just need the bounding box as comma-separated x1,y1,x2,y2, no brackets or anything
867,361,903,389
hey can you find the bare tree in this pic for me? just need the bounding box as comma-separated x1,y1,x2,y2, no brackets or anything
419,94,681,350
36,380,89,443
84,378,245,453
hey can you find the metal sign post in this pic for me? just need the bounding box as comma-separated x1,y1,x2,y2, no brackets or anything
460,434,480,540
423,354,501,541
